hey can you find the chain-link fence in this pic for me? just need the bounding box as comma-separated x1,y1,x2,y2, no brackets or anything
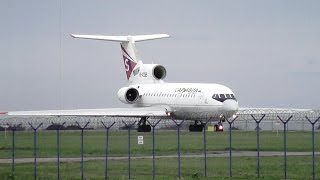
0,109,319,179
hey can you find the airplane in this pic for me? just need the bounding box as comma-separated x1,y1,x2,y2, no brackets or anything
0,34,310,132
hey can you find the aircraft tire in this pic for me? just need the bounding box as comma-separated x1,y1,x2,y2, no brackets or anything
138,125,151,132
189,125,203,132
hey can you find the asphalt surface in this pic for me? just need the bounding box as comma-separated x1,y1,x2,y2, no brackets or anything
0,151,319,164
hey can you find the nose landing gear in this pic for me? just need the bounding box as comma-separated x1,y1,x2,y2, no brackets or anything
214,121,224,132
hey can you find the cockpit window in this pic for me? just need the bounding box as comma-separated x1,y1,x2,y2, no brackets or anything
212,93,237,102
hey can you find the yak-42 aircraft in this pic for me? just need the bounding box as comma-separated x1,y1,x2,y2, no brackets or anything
0,34,310,132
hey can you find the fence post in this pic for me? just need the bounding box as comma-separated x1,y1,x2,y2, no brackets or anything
277,115,292,179
76,121,90,180
122,120,137,180
28,122,43,180
171,119,185,179
226,116,238,177
101,121,116,180
201,119,210,177
305,116,320,180
12,126,16,176
251,114,265,178
147,119,161,180
53,121,66,180
8,123,21,177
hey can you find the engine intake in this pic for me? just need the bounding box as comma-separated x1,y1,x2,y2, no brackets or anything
118,87,139,104
153,65,166,80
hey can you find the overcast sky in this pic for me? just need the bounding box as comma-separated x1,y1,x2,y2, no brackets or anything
1,0,319,111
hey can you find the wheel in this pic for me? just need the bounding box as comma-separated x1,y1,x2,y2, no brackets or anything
138,125,151,132
189,125,195,131
214,124,219,131
189,124,203,132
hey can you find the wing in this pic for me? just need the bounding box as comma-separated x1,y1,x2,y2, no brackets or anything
0,106,171,117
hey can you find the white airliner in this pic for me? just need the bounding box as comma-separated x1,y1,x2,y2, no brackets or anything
0,34,310,132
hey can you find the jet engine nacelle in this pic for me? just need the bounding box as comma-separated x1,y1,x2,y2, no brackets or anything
117,87,140,104
150,64,166,80
129,64,167,84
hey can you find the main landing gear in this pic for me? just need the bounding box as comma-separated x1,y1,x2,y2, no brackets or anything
189,120,204,132
188,120,224,132
137,117,151,132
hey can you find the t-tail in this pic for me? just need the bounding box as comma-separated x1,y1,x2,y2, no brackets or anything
71,34,169,82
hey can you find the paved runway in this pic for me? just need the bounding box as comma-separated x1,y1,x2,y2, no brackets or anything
0,151,319,164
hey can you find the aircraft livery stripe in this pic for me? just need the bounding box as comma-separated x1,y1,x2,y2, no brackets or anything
121,45,134,61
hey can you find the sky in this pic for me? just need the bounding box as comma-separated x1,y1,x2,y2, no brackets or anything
0,0,320,111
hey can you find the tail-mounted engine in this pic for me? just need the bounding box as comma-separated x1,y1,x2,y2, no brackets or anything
129,64,167,84
152,65,166,80
117,87,140,104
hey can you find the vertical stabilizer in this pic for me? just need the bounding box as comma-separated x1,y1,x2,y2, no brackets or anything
120,37,139,80
71,33,169,81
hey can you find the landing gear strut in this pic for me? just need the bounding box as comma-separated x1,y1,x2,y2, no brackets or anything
137,117,151,132
189,120,204,132
214,121,224,132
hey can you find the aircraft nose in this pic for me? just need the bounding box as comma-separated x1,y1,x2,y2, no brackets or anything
222,99,239,112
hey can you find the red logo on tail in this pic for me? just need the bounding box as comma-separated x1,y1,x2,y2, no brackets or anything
121,45,137,80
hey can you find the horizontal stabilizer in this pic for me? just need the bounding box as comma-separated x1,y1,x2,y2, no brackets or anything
70,34,169,42
131,34,170,42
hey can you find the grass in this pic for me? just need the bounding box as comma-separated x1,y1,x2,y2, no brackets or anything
0,130,319,158
0,156,319,179
0,130,319,179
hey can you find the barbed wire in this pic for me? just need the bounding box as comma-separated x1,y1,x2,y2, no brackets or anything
1,109,319,130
